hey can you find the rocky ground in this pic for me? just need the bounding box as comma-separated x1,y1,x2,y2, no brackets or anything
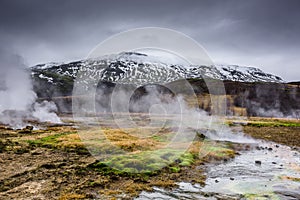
0,117,299,200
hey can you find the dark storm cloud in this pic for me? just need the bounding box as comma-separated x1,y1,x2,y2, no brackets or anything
0,0,299,80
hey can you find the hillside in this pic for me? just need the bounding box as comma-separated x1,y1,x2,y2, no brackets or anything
30,52,299,118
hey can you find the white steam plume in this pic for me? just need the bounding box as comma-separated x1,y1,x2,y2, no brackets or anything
0,48,61,128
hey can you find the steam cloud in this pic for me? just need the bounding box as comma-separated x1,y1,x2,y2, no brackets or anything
93,83,255,143
242,84,300,119
0,48,61,128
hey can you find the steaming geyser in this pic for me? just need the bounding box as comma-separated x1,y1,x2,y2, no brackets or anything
0,49,61,128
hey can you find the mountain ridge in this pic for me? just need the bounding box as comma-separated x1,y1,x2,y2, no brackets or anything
29,52,299,118
31,52,284,87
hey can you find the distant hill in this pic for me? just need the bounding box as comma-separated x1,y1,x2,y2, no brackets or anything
30,52,299,118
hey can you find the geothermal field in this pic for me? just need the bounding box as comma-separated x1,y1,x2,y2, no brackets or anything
0,113,299,199
1,1,300,199
0,49,299,200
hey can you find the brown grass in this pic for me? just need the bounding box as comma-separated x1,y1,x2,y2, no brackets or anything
243,126,300,147
57,133,85,149
102,128,163,151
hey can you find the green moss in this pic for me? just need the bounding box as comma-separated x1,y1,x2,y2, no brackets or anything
199,141,236,160
178,153,194,166
169,166,181,173
89,149,196,177
27,133,64,147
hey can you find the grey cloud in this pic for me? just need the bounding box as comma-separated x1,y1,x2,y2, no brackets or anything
0,0,299,81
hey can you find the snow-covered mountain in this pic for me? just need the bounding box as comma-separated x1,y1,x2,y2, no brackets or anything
31,52,283,87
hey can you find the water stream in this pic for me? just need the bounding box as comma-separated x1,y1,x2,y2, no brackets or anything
136,141,300,199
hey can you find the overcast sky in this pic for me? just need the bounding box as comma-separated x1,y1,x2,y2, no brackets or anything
0,0,299,81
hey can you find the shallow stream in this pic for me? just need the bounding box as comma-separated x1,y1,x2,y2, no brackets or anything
136,141,300,199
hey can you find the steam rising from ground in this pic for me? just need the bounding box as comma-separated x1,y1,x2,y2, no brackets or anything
93,83,255,144
0,49,61,128
243,84,300,119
